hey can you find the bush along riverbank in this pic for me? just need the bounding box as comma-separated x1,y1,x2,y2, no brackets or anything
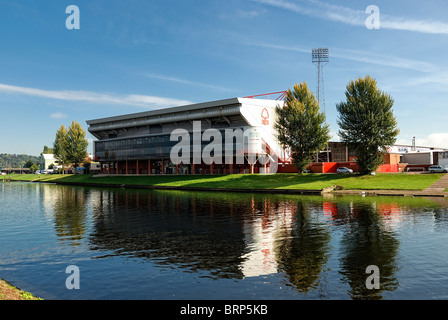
1,172,447,196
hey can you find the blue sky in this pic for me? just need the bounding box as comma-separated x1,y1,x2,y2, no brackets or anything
1,0,447,156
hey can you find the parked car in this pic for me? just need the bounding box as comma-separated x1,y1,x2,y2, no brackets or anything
337,167,353,174
428,165,448,173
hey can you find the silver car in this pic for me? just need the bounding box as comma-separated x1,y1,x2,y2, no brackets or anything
428,165,448,173
337,167,353,174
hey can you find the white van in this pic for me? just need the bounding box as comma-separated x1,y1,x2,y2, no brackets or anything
428,165,448,173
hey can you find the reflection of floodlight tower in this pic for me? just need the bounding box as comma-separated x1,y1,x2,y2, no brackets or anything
312,48,329,114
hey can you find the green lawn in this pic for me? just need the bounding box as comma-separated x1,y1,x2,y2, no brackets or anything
1,172,444,191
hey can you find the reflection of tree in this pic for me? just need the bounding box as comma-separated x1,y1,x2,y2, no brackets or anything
52,186,88,245
89,189,248,279
434,207,448,232
338,202,399,300
274,201,331,293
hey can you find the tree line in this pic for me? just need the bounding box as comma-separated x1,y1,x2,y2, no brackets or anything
0,154,40,169
275,75,399,175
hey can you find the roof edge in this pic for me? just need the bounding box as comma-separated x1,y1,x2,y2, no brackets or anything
86,97,241,125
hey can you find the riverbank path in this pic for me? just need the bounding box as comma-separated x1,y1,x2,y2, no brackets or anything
424,173,448,193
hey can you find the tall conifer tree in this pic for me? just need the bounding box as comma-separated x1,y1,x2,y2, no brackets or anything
336,76,399,174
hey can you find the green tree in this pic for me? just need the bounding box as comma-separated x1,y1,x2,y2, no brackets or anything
275,82,331,173
336,76,399,175
30,163,39,173
53,125,70,174
53,122,89,174
41,145,54,155
24,160,34,168
66,121,89,170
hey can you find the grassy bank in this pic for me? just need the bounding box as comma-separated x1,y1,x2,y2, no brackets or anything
1,172,444,191
0,279,42,300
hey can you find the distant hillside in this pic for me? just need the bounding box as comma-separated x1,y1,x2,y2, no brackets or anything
0,153,40,168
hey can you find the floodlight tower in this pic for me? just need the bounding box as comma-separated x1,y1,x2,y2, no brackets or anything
312,48,329,114
312,48,330,163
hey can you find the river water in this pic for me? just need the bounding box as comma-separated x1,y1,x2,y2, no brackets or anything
1,181,448,300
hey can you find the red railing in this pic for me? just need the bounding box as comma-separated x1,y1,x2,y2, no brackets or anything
243,91,287,101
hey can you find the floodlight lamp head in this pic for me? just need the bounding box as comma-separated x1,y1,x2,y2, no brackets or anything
312,48,329,63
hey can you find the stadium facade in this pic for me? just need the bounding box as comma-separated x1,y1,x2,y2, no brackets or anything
87,97,285,175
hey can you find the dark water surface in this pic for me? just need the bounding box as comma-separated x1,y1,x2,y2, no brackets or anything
1,182,448,300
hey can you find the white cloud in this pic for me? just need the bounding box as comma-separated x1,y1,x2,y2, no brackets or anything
248,42,437,73
253,0,448,35
247,42,309,54
0,83,192,109
50,112,67,119
398,133,448,149
381,16,448,35
330,131,340,142
140,72,235,92
416,133,448,149
401,71,448,87
331,48,438,73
